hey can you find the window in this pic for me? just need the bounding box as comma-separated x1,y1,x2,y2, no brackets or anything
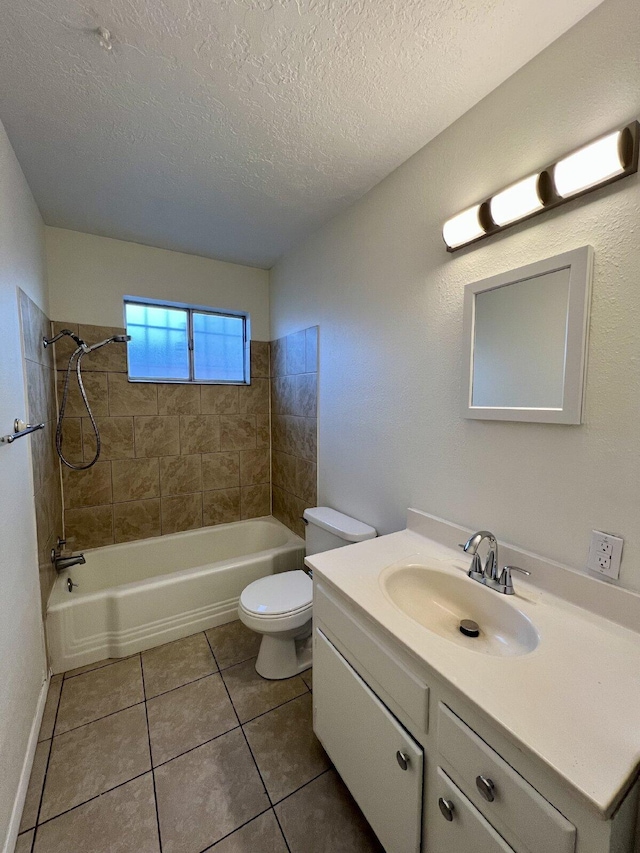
124,298,249,384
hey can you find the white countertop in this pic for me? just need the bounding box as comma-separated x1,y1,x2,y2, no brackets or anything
307,525,640,818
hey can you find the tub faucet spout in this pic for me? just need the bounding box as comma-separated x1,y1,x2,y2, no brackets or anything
53,553,86,572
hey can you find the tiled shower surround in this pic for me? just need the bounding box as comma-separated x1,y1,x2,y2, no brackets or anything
271,327,318,538
19,291,63,611
52,321,272,550
51,321,318,550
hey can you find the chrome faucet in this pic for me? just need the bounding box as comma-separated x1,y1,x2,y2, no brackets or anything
460,530,499,581
54,554,86,572
51,538,86,573
460,531,530,595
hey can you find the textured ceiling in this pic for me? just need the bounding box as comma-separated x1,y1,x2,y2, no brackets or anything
0,0,603,268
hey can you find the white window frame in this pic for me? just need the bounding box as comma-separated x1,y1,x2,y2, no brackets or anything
124,296,251,385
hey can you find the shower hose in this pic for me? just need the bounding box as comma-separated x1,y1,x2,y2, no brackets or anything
57,345,102,470
46,330,130,470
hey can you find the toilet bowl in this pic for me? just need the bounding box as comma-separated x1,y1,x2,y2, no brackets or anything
238,507,376,679
239,570,313,679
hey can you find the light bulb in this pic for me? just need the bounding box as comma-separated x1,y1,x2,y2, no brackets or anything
553,131,624,198
442,205,485,250
489,174,543,227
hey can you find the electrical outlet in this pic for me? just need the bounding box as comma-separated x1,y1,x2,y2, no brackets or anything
586,530,624,580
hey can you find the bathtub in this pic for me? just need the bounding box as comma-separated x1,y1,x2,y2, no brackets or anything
46,516,305,674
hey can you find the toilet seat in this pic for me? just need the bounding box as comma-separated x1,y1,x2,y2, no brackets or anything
240,570,312,618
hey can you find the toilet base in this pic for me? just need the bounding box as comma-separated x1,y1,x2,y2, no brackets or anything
255,628,312,680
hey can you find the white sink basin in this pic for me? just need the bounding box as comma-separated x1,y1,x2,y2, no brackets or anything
379,562,539,657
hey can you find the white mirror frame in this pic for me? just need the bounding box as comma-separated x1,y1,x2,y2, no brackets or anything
463,245,593,424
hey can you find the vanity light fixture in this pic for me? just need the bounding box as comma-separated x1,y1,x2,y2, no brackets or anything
553,129,629,197
441,204,485,250
443,120,639,252
489,174,543,226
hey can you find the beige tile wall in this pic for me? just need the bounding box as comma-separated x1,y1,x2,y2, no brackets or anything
271,327,318,538
18,290,63,612
52,321,271,550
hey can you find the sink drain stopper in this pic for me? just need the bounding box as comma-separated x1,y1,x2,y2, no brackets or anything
459,619,480,637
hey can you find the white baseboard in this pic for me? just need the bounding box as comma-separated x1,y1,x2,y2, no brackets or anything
3,676,49,853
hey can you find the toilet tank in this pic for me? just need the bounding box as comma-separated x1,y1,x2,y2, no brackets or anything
303,507,377,556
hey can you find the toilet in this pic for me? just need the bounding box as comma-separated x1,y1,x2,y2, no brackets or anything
238,507,377,679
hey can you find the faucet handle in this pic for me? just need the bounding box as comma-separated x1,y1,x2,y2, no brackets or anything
498,565,530,594
502,565,530,576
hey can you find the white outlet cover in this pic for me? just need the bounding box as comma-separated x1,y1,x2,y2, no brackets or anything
587,530,624,580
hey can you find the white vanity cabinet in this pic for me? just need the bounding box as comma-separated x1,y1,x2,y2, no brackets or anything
312,579,640,853
314,629,424,853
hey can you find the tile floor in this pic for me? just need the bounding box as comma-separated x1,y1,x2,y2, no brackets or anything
17,621,384,853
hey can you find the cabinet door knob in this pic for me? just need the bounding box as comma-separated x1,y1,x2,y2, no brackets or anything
396,751,410,771
438,797,455,821
476,775,496,802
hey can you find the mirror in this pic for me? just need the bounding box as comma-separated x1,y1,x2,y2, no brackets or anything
463,246,593,423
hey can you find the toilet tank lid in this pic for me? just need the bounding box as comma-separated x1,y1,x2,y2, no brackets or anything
303,507,377,542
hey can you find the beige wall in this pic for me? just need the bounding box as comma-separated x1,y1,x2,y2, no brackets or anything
52,321,271,550
0,118,48,850
270,0,640,590
46,227,271,340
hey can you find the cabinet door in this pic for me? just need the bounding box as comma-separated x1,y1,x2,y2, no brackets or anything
430,768,516,853
313,629,424,853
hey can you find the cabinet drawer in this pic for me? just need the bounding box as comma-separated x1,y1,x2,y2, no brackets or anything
438,704,575,853
315,581,429,732
431,767,516,853
314,628,424,853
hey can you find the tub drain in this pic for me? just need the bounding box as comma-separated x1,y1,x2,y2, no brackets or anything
459,619,480,637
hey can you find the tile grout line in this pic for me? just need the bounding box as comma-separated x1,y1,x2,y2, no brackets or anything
51,695,145,738
235,686,311,727
30,674,65,853
204,628,293,853
151,723,242,770
64,642,223,687
30,769,152,831
205,620,302,853
271,767,333,809
201,633,293,852
63,652,138,680
233,704,294,852
140,653,164,852
194,806,275,853
33,659,159,839
145,665,220,701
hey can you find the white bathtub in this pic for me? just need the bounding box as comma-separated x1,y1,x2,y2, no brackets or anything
46,516,305,674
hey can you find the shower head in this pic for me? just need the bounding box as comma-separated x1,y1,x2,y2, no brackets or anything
84,334,132,353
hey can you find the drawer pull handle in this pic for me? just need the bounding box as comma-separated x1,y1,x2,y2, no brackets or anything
438,797,455,821
476,775,496,802
396,751,410,771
